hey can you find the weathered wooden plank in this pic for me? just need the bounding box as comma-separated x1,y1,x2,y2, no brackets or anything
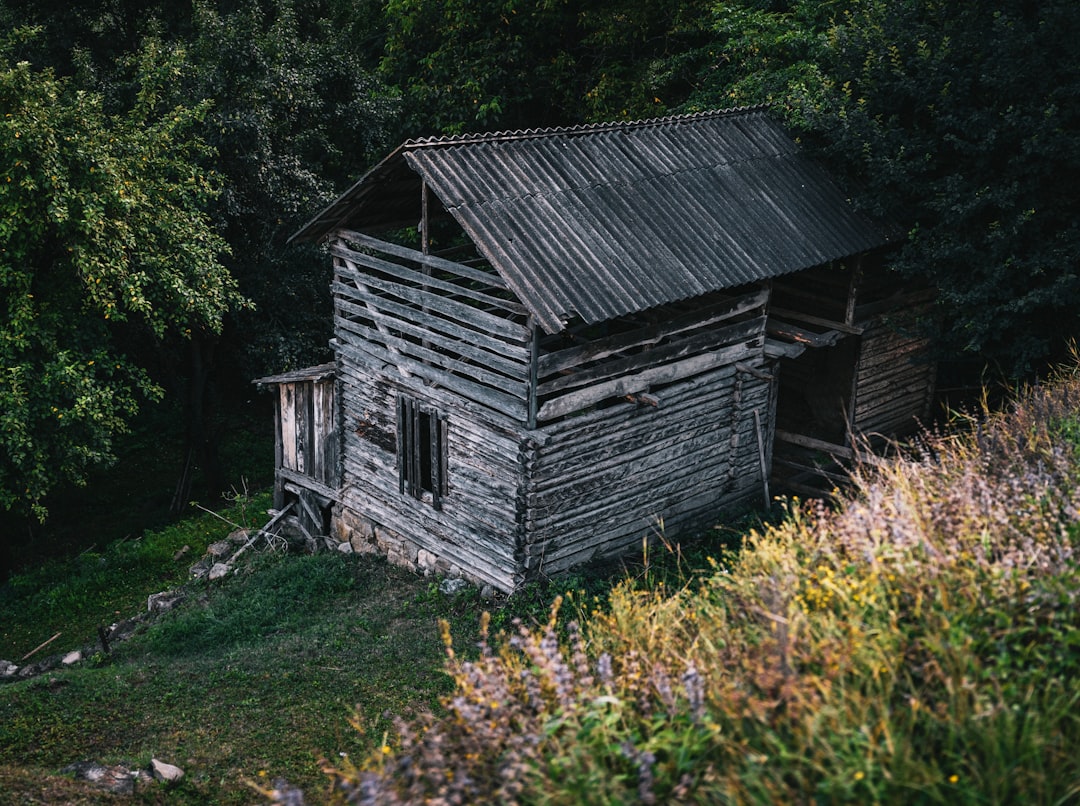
279,466,340,504
336,351,545,445
530,409,733,490
535,370,771,467
854,366,935,400
530,391,769,497
853,387,931,422
537,288,768,376
272,396,284,509
536,317,765,397
335,290,530,368
336,314,529,400
533,479,756,570
527,422,763,531
335,260,530,343
768,306,863,336
280,384,297,472
337,336,529,422
857,335,932,365
530,414,742,502
774,429,855,459
337,228,511,290
337,488,518,590
536,341,759,422
332,242,527,317
766,319,845,348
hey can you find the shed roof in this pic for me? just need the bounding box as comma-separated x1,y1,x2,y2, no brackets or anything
293,107,889,334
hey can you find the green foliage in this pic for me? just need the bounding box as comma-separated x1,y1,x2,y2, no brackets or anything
380,0,713,134
313,360,1080,804
179,0,400,378
684,0,1080,377
811,0,1080,375
0,29,243,516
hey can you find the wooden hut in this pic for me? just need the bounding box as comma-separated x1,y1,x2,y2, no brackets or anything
269,107,932,591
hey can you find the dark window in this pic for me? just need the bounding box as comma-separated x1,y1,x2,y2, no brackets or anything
397,395,447,509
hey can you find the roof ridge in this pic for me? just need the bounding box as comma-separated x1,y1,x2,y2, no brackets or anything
402,105,771,150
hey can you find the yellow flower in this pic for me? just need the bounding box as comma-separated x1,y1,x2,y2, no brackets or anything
853,771,865,781
381,745,392,755
949,774,959,784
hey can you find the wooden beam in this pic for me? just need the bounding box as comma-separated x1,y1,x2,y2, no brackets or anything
536,342,757,422
766,319,846,348
337,228,510,289
538,287,768,376
768,307,864,335
774,429,855,460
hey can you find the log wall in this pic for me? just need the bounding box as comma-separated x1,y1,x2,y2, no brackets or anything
336,351,530,590
329,232,776,591
525,360,775,576
850,314,936,437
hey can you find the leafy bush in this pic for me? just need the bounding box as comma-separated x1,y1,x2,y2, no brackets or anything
296,361,1080,804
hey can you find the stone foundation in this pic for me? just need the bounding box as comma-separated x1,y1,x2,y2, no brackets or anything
330,503,474,583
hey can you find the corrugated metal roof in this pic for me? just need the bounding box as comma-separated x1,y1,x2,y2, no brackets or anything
292,108,889,334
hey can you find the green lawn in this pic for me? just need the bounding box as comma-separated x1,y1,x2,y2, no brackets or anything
0,531,485,803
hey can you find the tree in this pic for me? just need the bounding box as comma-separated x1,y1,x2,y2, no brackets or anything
0,30,244,517
157,0,399,507
2,1,400,510
683,0,1080,377
811,0,1080,376
380,0,714,134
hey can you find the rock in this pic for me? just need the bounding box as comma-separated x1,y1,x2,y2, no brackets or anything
228,527,253,545
172,544,190,561
208,562,231,580
189,556,214,579
62,650,82,666
480,584,496,601
150,758,185,783
336,540,354,554
147,590,186,614
267,778,307,805
206,540,233,558
0,659,18,678
417,548,437,570
439,577,470,596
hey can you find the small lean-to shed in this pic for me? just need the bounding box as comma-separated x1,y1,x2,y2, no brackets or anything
253,363,340,538
281,107,912,591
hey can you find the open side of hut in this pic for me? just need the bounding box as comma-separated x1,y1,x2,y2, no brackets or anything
766,255,937,495
261,107,932,591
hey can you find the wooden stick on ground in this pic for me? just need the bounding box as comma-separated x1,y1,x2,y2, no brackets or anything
20,631,62,661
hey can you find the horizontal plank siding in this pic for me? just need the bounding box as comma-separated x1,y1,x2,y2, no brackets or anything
525,364,772,575
851,319,935,437
336,356,528,590
537,287,768,376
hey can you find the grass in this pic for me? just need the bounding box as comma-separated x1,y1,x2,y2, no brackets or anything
7,365,1080,803
0,480,656,804
0,541,487,803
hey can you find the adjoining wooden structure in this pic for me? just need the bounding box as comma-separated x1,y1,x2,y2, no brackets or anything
266,107,934,591
254,363,340,540
767,257,937,495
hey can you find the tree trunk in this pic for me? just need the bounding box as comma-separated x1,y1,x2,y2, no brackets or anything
170,332,225,515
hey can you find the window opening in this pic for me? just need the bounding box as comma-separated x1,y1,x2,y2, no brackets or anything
397,395,447,509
